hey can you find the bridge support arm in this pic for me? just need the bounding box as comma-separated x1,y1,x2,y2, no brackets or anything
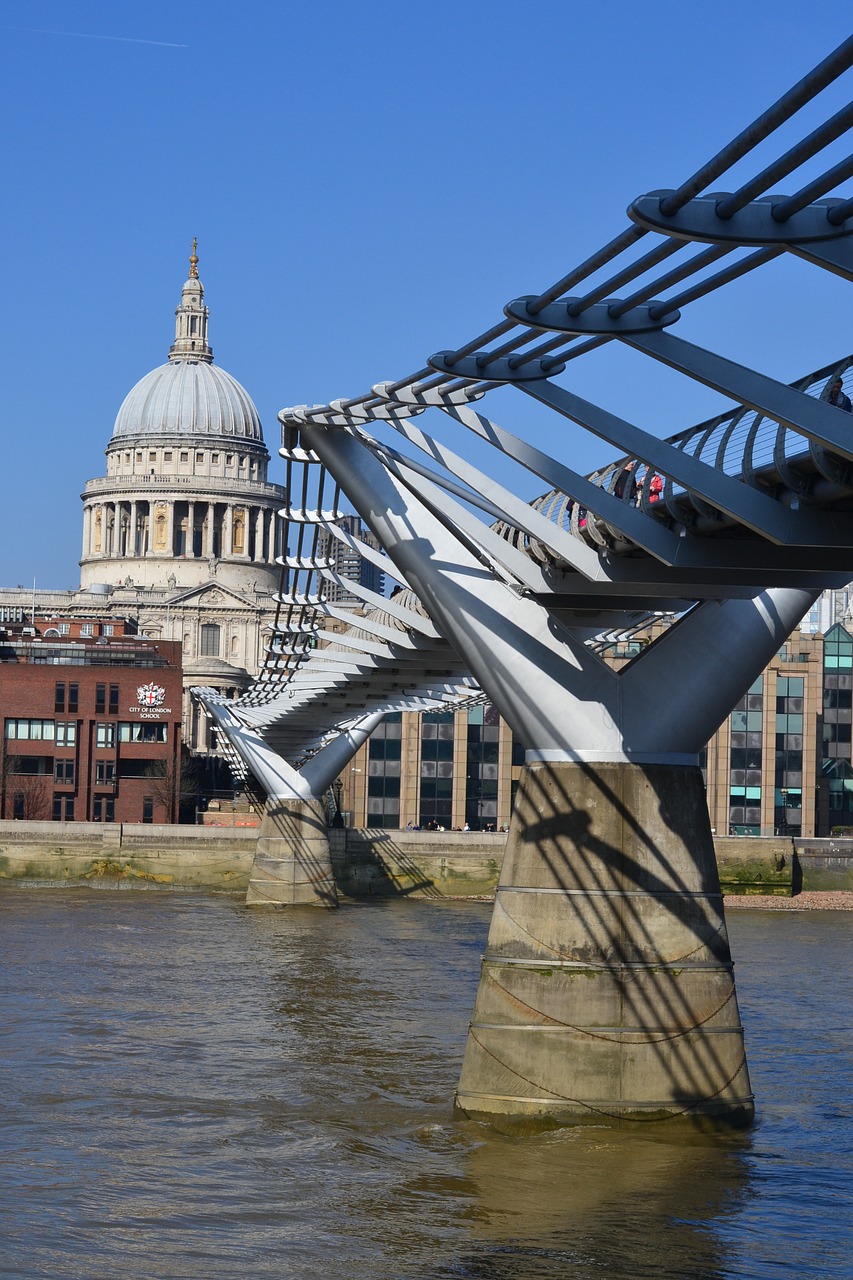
196,696,341,910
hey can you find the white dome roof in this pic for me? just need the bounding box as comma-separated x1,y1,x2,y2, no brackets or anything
111,359,264,444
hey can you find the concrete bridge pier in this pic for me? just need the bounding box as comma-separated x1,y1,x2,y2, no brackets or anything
197,693,383,908
249,795,338,907
454,759,750,1130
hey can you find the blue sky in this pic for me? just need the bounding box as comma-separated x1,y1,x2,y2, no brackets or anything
2,1,853,586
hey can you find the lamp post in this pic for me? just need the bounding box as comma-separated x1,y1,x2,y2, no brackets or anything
779,787,789,837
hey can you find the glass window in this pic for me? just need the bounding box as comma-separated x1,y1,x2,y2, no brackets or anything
54,682,65,713
109,684,119,715
56,722,76,746
68,683,78,713
118,722,168,743
96,723,115,748
95,683,106,714
80,623,94,638
5,719,54,740
200,624,220,657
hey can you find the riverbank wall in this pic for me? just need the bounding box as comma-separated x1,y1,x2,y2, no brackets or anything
1,821,852,896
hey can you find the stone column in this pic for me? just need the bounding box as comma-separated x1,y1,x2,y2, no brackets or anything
129,501,138,557
254,507,264,562
82,505,92,558
166,501,176,556
187,501,196,557
111,502,121,555
205,502,216,556
224,504,234,556
268,509,278,562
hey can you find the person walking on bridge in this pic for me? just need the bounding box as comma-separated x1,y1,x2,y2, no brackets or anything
823,374,852,411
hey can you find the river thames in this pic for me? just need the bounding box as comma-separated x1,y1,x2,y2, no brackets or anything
0,890,850,1279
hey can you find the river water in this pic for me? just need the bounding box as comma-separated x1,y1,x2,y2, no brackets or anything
0,890,850,1280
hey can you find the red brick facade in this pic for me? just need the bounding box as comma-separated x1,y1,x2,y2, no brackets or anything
0,617,182,823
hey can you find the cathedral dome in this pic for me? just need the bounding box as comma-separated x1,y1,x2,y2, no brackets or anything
111,360,263,443
109,240,264,447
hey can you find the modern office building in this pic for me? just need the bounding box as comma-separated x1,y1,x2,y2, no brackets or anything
316,515,386,606
336,615,853,839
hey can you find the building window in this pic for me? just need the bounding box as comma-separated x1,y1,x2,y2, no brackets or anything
164,451,172,463
109,684,119,715
56,722,77,747
212,453,219,464
54,760,75,784
96,723,115,748
5,719,55,740
196,451,204,462
366,713,403,828
92,796,116,823
95,684,106,714
180,451,189,463
80,623,94,637
200,623,220,657
102,624,114,637
117,722,168,743
68,683,78,713
95,761,115,785
143,797,154,823
420,711,455,828
58,623,70,636
466,703,500,829
728,676,763,835
55,681,65,713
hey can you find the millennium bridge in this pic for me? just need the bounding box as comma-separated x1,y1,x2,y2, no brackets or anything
195,37,853,1131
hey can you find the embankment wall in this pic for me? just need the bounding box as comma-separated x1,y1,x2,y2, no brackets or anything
1,822,852,896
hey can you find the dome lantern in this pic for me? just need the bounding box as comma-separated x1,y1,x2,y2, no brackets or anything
169,238,213,364
108,247,265,447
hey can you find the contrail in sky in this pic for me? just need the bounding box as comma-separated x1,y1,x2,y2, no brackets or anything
0,25,186,48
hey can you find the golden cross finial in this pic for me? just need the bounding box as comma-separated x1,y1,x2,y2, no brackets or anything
189,237,199,279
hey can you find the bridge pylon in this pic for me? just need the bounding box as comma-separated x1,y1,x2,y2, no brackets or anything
199,696,383,908
301,419,819,1128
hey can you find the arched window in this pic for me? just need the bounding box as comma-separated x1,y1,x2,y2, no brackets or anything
200,623,220,657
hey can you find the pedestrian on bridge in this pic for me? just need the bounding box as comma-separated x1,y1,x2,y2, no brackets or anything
823,374,852,412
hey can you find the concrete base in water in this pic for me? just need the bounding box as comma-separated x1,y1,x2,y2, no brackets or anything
454,761,754,1131
246,798,338,908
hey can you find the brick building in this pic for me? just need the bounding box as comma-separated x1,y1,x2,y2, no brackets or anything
0,611,182,823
